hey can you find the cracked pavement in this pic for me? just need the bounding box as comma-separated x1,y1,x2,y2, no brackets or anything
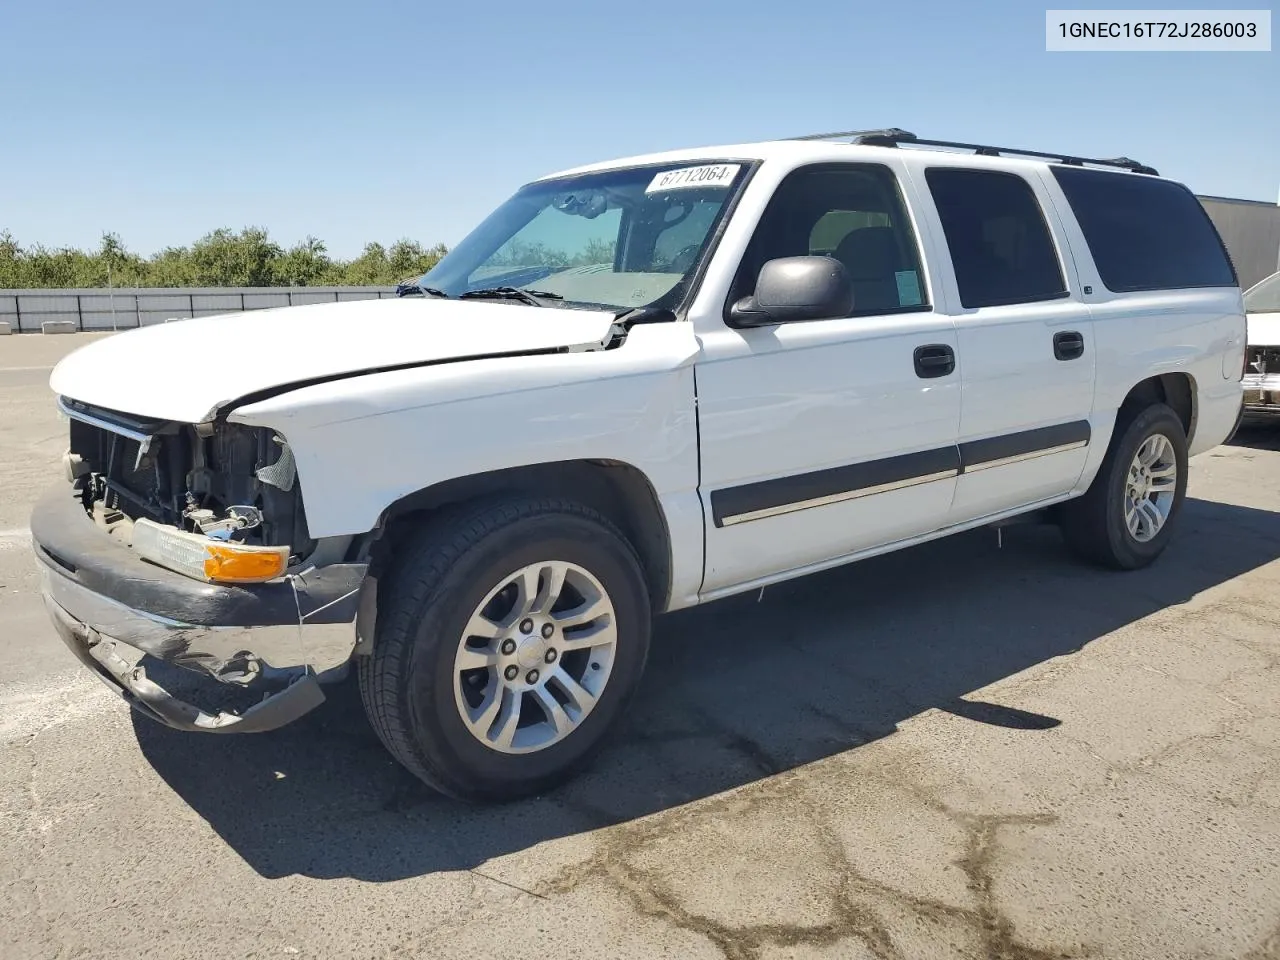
2,335,1279,959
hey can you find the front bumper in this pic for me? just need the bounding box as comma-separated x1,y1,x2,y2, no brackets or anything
32,486,369,733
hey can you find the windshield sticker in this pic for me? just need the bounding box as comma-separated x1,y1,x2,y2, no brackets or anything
646,164,741,194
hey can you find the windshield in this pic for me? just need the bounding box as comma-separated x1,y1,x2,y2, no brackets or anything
416,161,749,312
1245,270,1280,314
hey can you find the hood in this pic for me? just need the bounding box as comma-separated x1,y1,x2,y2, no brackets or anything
49,297,619,423
1248,311,1280,348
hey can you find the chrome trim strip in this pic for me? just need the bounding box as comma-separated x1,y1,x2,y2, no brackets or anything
57,396,155,469
719,468,959,526
961,439,1088,473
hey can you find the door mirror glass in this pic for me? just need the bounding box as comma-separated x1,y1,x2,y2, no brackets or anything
728,256,855,327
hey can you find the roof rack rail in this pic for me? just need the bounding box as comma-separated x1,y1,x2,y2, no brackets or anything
782,128,1159,176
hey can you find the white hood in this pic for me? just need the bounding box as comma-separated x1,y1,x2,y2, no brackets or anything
49,297,618,423
1248,311,1280,348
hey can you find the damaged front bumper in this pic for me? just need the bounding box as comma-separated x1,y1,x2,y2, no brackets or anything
32,486,370,733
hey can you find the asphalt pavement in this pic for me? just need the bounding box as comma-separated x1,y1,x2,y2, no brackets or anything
2,333,1278,960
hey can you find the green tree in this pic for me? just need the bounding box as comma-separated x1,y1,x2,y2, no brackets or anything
275,236,337,286
188,227,283,286
0,229,451,288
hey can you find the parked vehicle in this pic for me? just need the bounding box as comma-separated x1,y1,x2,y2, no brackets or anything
1242,269,1280,407
34,129,1246,801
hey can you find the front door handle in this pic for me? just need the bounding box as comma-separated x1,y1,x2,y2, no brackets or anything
914,343,955,379
1053,330,1085,361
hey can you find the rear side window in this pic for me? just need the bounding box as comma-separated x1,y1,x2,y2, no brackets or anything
1051,167,1237,292
925,168,1068,309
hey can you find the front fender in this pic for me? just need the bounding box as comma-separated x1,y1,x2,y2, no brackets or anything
228,324,704,606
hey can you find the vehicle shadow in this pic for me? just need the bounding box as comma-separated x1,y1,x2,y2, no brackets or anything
133,494,1280,881
1229,415,1280,451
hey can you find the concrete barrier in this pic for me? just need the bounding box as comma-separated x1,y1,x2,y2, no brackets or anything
0,320,11,335
41,320,78,335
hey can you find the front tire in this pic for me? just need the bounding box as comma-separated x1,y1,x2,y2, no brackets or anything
1060,402,1188,569
358,498,651,802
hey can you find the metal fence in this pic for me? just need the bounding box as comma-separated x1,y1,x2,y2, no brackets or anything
0,286,397,333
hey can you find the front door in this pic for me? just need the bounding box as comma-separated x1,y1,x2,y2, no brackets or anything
693,161,961,597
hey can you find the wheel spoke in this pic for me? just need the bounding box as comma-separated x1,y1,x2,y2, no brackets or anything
456,646,499,670
532,686,573,736
550,666,596,717
532,562,569,615
1148,475,1177,493
463,611,503,641
493,688,522,749
1140,499,1164,535
1132,499,1151,538
509,567,543,621
553,591,609,629
560,617,617,652
1138,437,1160,467
1148,461,1176,479
467,683,505,738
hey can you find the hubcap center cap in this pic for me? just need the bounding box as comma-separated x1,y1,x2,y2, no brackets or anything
515,636,548,670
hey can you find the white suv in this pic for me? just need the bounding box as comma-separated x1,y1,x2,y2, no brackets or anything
34,129,1246,801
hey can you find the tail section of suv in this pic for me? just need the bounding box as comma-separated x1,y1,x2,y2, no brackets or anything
35,130,1245,800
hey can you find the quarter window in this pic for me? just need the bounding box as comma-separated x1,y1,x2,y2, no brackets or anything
925,168,1068,309
1051,166,1237,292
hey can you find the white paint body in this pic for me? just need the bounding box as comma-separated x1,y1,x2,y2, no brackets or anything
49,139,1247,613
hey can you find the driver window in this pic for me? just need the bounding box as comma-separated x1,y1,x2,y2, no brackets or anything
732,164,929,316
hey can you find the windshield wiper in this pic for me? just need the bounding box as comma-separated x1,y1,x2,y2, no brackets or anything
395,281,449,298
459,286,563,308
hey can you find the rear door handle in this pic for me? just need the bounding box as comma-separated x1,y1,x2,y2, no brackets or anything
1053,330,1085,361
914,343,955,379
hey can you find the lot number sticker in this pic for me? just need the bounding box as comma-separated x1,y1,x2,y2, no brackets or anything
646,164,740,194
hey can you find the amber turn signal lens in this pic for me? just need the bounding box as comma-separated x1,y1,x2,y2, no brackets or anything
203,543,289,584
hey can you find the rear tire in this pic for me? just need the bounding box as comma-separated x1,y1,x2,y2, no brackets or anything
358,497,651,802
1060,402,1188,569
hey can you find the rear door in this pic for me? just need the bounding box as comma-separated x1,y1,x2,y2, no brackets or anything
912,163,1096,522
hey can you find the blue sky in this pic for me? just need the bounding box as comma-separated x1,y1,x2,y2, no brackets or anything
1,0,1276,258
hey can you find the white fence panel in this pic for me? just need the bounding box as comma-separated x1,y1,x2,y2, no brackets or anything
243,293,290,310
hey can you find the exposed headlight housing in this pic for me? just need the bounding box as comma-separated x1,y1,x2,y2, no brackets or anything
132,519,289,584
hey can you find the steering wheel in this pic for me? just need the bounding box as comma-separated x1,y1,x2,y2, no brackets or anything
667,243,702,273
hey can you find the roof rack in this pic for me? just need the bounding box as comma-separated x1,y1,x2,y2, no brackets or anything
783,128,1159,176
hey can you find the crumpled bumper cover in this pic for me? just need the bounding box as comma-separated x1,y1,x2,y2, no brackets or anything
32,486,369,733
45,596,327,733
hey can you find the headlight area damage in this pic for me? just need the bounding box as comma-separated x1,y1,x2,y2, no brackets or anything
33,397,371,733
60,396,311,573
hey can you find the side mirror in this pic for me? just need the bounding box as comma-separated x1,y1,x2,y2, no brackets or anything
728,256,855,328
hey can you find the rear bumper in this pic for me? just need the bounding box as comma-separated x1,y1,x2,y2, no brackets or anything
32,486,369,733
1243,372,1280,407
